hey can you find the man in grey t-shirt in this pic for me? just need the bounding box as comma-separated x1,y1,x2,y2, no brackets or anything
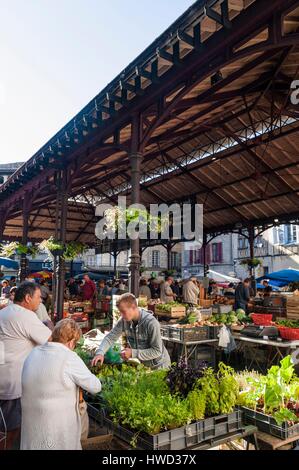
0,282,51,449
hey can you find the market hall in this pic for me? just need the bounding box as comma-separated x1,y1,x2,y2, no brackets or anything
1,0,299,452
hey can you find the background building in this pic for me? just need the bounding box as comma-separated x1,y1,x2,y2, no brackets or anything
182,224,299,281
0,163,23,184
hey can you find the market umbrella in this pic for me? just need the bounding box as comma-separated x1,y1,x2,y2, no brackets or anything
256,282,280,291
257,268,299,287
74,272,111,281
29,271,53,279
0,257,19,270
196,270,241,283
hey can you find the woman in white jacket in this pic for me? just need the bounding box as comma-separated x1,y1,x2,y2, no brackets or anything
21,318,101,450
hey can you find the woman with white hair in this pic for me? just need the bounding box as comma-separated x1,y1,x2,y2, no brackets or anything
20,318,101,450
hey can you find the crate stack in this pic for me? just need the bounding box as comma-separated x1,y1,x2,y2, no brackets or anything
63,301,94,332
155,305,186,318
286,295,299,320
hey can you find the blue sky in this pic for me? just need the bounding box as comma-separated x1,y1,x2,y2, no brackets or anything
0,0,193,163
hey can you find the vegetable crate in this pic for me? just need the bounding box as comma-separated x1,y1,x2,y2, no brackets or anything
240,407,299,440
103,411,243,450
168,325,210,342
212,305,232,314
160,324,170,339
155,306,186,318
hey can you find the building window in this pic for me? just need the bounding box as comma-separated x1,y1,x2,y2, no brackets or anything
238,236,248,250
273,225,298,245
171,252,181,269
211,243,223,263
264,266,269,276
273,226,285,245
286,225,298,244
254,235,264,248
152,251,160,268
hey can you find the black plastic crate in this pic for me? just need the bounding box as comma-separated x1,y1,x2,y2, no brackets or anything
168,325,210,342
104,410,243,450
241,406,299,439
87,402,104,426
209,325,221,339
160,324,170,339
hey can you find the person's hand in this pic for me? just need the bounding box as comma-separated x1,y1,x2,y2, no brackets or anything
91,354,104,367
121,348,132,361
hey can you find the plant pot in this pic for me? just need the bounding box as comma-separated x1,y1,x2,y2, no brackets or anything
50,248,64,257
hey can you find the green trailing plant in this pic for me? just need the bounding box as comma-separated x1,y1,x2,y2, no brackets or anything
103,206,168,237
39,237,64,254
39,238,87,260
0,242,38,258
240,258,262,268
64,241,87,260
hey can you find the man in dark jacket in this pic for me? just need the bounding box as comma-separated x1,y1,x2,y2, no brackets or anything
235,278,251,313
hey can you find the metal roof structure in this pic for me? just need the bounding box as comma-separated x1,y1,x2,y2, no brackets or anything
1,0,299,245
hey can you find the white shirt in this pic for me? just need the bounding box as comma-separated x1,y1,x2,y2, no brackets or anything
0,303,51,400
21,342,101,450
183,280,200,305
35,303,51,323
160,281,174,303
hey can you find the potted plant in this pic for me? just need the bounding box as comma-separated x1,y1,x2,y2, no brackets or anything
240,258,262,268
38,237,65,257
0,241,38,258
161,269,178,278
63,241,87,260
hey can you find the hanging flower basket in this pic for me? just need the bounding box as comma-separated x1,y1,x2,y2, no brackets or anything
38,238,87,260
0,242,38,259
240,258,262,268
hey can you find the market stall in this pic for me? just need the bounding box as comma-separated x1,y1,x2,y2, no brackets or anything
75,323,299,451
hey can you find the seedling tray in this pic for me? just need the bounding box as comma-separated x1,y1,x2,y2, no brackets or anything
104,410,243,450
241,406,299,439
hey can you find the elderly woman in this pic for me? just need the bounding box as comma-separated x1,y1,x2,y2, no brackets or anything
20,319,101,450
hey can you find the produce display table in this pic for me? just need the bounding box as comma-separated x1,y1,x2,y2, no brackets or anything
191,425,259,450
162,336,218,367
233,334,299,372
252,431,299,450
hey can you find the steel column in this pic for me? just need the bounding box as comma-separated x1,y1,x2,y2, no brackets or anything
20,193,31,282
129,115,143,296
55,170,68,321
248,225,257,296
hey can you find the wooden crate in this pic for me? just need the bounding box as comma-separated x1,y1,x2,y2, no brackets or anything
200,299,213,308
287,296,299,318
155,306,186,318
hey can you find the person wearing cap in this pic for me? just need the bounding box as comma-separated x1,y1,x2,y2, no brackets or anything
183,277,200,306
